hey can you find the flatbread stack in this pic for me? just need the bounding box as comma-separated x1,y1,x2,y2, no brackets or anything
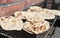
1,6,60,34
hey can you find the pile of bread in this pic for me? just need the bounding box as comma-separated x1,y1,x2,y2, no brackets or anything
0,6,60,34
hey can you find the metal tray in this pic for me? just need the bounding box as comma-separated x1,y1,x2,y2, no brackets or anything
0,16,58,38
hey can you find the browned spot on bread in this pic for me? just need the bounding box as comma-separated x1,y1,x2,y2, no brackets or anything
40,26,46,31
12,20,16,23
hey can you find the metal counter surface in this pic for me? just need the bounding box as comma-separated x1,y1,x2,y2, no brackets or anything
52,27,60,38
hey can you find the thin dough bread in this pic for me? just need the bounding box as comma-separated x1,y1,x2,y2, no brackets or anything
25,11,44,23
32,21,50,34
14,11,27,19
25,11,55,23
0,16,23,30
23,22,34,34
48,10,60,16
23,20,50,34
28,7,55,19
41,9,55,19
28,6,43,12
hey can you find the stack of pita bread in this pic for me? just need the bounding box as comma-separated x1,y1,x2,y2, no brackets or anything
0,6,60,34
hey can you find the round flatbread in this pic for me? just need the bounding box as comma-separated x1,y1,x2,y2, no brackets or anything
32,21,50,34
14,11,26,19
25,11,44,23
28,7,55,19
25,11,55,23
28,6,43,12
23,22,34,34
23,20,50,34
48,10,60,16
41,9,55,19
0,16,23,30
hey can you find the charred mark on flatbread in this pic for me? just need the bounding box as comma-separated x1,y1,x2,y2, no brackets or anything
40,26,46,31
22,19,27,23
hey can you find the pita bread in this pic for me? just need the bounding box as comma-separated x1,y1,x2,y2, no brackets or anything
23,20,50,34
25,11,45,23
14,11,26,19
23,22,34,34
28,6,43,12
41,9,55,19
0,16,23,30
43,12,55,19
25,11,55,23
28,7,55,19
32,21,50,34
48,10,60,16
